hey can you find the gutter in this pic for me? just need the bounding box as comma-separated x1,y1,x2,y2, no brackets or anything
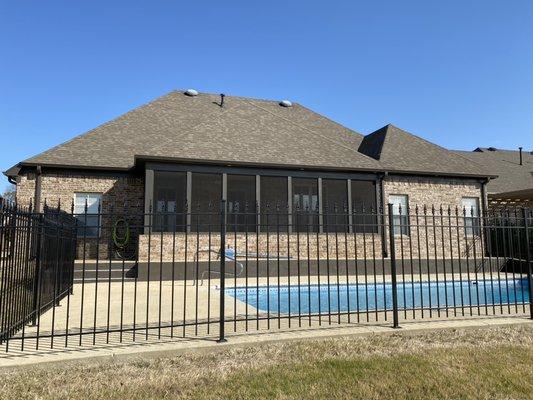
480,178,490,216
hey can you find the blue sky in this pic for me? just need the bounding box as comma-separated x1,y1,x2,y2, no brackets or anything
1,1,532,192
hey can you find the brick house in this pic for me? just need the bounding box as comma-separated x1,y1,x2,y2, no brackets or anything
4,90,492,261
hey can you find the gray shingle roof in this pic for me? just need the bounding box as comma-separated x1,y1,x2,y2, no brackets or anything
358,124,488,177
5,90,494,179
18,91,380,172
453,148,533,196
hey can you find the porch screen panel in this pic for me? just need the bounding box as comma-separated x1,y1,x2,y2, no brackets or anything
153,171,187,232
322,179,348,232
260,176,288,232
292,178,319,232
191,173,222,232
351,180,378,233
227,174,256,232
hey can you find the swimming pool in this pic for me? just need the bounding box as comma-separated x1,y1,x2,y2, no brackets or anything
226,279,530,314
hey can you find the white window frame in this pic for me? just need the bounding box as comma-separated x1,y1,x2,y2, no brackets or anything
389,194,410,236
73,192,102,237
462,197,481,237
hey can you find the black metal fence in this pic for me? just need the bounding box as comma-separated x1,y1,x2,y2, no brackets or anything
0,200,531,353
0,200,77,348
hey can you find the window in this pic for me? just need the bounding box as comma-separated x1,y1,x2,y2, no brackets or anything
191,173,222,231
351,180,378,233
227,174,256,232
74,193,102,237
389,194,409,236
260,176,288,232
153,171,187,232
462,197,480,236
322,179,348,232
293,178,319,232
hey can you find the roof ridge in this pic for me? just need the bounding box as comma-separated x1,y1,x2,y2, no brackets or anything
182,89,283,104
385,124,480,161
242,99,376,162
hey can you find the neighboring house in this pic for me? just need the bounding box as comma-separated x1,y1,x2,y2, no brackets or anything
453,147,533,206
3,90,493,258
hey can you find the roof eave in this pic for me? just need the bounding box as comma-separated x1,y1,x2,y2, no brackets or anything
3,164,22,179
17,161,132,173
386,169,497,180
135,155,496,179
7,157,495,181
134,155,385,174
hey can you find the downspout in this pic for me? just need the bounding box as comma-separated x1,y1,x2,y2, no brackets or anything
379,172,388,258
481,178,491,255
480,178,489,216
34,166,42,213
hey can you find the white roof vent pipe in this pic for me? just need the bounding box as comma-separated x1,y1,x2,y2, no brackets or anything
184,89,199,96
279,100,292,107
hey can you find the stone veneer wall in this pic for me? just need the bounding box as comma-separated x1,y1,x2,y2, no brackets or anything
16,171,144,259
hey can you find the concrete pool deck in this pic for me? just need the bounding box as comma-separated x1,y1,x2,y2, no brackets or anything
0,273,529,367
6,273,529,341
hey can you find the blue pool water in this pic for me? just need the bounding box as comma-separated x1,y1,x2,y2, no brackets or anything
226,279,530,314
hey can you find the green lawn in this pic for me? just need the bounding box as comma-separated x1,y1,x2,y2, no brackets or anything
1,325,532,399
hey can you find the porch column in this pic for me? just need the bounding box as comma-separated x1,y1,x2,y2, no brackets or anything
186,172,192,232
287,176,292,233
347,179,353,233
222,173,227,200
318,177,323,233
378,174,388,258
34,166,42,213
144,168,154,234
256,175,261,232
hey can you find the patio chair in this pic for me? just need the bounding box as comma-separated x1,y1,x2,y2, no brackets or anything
193,248,291,286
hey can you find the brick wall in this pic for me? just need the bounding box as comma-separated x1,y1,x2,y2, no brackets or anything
16,170,144,258
15,174,36,207
16,171,144,212
383,175,483,209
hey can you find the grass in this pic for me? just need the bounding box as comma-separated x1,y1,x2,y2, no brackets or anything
1,325,532,399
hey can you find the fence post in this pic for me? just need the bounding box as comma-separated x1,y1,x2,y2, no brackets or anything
387,203,400,329
30,213,44,326
218,199,227,342
523,208,533,320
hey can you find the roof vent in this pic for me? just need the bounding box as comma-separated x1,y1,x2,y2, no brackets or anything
184,89,199,97
279,100,292,107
